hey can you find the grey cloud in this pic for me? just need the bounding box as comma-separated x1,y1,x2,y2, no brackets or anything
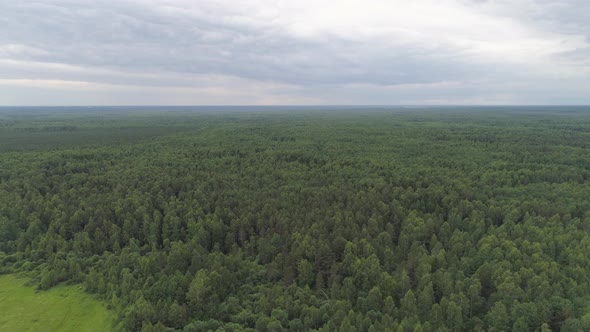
0,0,589,105
0,0,483,87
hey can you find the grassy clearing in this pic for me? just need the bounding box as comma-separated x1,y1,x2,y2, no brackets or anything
0,274,115,332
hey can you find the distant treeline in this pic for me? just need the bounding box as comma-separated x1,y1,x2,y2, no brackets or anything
15,126,78,132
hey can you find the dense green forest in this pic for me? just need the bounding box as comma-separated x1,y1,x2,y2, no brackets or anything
1,107,590,331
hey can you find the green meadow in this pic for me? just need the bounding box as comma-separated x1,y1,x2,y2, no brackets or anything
0,274,115,332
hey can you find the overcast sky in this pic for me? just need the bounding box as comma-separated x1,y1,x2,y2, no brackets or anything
1,0,589,105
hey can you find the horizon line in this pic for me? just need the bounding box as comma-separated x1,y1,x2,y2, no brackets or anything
1,104,590,108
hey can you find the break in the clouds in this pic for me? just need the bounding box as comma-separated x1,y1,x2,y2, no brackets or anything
0,0,589,105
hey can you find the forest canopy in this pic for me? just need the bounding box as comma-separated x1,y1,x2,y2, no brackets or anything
1,107,590,331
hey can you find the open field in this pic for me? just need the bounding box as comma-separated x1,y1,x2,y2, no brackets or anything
0,274,115,332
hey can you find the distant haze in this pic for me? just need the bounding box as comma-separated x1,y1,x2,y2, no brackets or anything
1,0,589,106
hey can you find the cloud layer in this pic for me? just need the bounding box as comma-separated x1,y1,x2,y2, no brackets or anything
1,0,589,105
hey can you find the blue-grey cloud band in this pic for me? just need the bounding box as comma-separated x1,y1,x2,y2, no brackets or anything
0,0,589,105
